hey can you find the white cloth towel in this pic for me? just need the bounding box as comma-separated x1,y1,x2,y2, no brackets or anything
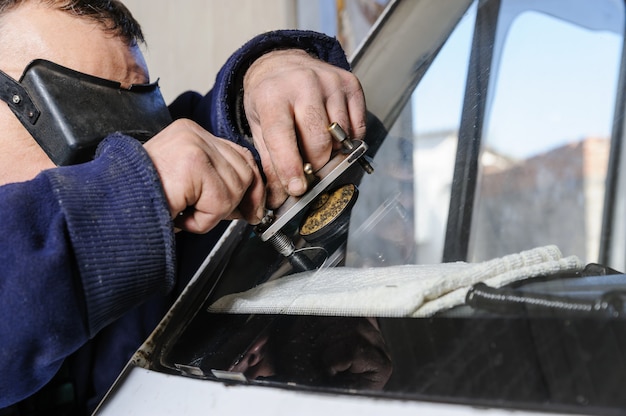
208,245,583,317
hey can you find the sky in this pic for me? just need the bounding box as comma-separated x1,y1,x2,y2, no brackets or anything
412,1,624,159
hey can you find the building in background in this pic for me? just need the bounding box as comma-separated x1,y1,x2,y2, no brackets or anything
471,137,610,264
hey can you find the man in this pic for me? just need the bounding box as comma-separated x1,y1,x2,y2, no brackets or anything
0,0,366,413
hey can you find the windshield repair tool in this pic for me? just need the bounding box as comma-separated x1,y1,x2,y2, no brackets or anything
254,123,373,269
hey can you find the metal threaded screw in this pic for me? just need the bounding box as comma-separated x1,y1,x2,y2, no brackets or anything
267,231,295,257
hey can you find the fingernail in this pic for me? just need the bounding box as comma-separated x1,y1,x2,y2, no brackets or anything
288,177,306,195
256,206,267,224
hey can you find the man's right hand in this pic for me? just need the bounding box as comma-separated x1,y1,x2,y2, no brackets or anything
143,119,266,233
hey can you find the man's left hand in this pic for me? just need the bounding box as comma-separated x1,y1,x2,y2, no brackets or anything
243,49,366,208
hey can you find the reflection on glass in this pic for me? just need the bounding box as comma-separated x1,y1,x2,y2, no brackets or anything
347,187,416,267
200,316,393,391
470,3,624,264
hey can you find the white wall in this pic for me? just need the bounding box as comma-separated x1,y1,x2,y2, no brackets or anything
122,1,297,103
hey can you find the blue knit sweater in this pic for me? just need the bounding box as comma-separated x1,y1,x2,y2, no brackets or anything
0,30,350,413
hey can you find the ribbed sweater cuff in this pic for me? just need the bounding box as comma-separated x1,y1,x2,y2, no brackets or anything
45,134,175,337
212,29,351,146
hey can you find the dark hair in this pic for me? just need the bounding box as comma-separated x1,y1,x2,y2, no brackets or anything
0,0,144,46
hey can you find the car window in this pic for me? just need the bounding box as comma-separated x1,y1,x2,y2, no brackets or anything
469,1,624,264
349,0,625,267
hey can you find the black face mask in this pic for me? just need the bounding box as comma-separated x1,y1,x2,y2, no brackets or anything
0,59,172,166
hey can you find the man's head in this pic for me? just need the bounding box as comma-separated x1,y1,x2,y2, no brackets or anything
0,0,149,184
0,0,145,45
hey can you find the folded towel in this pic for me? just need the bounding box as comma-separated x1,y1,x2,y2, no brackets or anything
207,245,583,317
